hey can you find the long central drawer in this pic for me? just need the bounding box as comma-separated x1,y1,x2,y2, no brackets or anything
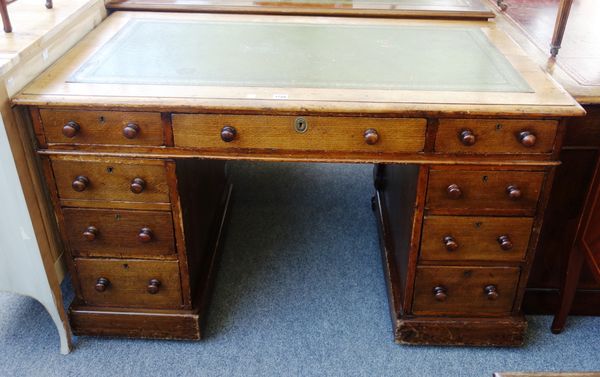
172,114,426,153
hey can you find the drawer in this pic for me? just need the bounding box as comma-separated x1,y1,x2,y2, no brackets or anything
39,109,164,146
63,208,176,259
420,216,533,262
75,258,182,308
412,266,520,316
51,158,170,204
426,169,545,214
435,119,557,154
172,114,426,153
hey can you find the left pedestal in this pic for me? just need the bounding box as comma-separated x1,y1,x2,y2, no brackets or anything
42,155,231,339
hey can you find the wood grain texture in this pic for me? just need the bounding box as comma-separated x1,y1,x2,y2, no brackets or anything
435,118,557,154
51,157,170,204
426,169,545,215
69,303,201,339
62,208,176,259
412,265,520,315
172,114,426,153
420,215,533,262
396,315,526,346
74,258,183,308
39,109,164,146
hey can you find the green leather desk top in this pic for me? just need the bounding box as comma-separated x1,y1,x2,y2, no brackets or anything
70,19,531,93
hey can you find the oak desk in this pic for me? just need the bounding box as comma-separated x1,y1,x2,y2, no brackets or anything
13,11,583,346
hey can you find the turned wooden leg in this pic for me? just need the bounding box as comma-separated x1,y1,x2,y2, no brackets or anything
0,0,12,33
551,244,586,334
550,0,574,57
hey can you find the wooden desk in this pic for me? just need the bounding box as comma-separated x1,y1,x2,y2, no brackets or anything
13,12,583,346
106,0,495,20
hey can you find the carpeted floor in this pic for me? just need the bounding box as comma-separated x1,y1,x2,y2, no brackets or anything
1,162,599,377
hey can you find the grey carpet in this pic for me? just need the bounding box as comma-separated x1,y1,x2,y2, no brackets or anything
1,162,599,377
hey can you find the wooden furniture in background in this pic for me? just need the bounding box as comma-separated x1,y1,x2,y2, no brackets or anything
552,159,600,332
106,0,495,19
13,12,582,345
496,0,600,319
550,0,573,57
1,0,54,33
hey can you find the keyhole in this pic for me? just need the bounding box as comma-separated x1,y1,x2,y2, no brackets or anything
99,116,106,124
106,166,114,173
294,117,308,133
122,263,129,269
482,175,488,183
496,123,502,131
474,222,483,228
115,214,121,221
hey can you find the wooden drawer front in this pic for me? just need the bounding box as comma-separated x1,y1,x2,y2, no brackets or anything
435,119,557,154
39,109,164,146
172,114,426,153
63,208,176,258
75,258,182,308
427,170,545,214
420,216,533,262
412,266,520,316
51,159,170,204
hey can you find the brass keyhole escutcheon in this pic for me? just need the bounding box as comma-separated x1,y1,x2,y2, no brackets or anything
482,175,489,183
294,117,308,133
474,221,483,229
99,115,106,124
106,166,114,173
495,123,502,131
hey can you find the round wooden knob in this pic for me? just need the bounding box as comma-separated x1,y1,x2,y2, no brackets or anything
71,176,89,192
506,185,522,200
95,277,110,292
62,121,80,138
459,129,476,146
484,285,499,300
138,227,153,243
443,236,459,251
83,226,98,241
497,235,513,250
518,131,537,147
433,286,448,302
130,178,146,194
364,129,379,145
446,184,462,199
220,126,236,142
147,279,161,294
122,123,140,139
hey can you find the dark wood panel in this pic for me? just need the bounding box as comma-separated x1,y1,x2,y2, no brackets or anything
62,208,176,258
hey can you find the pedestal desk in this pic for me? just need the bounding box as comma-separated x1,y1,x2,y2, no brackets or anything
13,11,583,346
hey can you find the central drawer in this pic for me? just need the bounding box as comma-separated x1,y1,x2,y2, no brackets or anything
172,114,426,153
75,258,183,309
412,266,520,316
63,208,176,259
